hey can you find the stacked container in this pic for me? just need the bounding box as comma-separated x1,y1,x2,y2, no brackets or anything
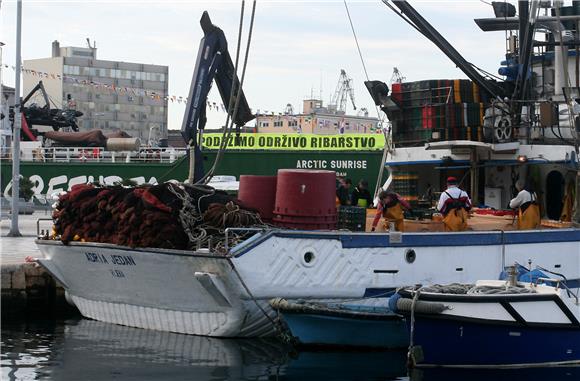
392,172,419,203
390,79,488,146
273,169,337,230
238,175,277,222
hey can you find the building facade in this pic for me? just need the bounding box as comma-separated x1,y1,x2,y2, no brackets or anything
23,41,168,140
255,99,379,135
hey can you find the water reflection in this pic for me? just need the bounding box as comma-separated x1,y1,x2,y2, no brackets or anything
1,318,406,380
2,318,579,381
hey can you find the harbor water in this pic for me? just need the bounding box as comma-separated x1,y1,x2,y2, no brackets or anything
2,317,580,381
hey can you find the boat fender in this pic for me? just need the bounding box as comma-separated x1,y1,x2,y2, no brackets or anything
395,297,448,314
388,293,402,313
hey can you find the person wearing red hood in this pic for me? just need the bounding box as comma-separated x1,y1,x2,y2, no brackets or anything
437,176,472,231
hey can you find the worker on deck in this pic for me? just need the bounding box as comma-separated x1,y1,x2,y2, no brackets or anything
509,179,540,229
371,190,412,232
336,177,352,206
351,179,373,208
437,176,472,231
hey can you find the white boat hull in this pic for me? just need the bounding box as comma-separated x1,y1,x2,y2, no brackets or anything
36,241,277,337
230,229,580,299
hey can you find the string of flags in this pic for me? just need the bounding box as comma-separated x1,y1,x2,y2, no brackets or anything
1,64,227,110
2,64,383,131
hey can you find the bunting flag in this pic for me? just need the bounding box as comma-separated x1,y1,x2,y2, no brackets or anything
2,64,229,111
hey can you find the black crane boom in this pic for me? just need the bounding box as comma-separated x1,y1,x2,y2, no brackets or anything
388,0,507,99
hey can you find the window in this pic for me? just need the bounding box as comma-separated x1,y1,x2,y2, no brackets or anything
260,122,269,127
273,121,283,127
288,120,298,127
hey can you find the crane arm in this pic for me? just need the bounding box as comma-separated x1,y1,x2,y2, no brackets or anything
181,11,254,144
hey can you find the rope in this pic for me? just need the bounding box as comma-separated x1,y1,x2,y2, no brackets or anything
418,283,537,295
209,0,245,171
226,257,285,337
407,286,423,368
343,0,383,122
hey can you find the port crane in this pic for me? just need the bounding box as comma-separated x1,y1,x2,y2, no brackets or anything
330,69,356,113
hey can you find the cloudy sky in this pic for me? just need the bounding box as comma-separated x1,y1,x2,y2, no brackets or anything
1,0,510,131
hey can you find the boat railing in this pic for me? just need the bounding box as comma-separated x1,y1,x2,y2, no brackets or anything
36,217,54,237
535,277,579,304
223,227,268,253
1,146,189,164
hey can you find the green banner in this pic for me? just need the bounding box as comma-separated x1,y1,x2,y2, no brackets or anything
201,133,386,151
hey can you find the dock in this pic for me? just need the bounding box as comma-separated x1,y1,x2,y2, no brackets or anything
1,211,75,317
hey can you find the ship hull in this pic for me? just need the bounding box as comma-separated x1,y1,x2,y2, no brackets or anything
0,150,384,199
36,228,580,338
36,240,277,337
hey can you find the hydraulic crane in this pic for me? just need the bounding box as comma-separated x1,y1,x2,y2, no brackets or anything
181,11,255,181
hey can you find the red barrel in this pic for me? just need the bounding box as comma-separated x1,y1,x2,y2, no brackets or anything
273,169,337,230
238,175,277,222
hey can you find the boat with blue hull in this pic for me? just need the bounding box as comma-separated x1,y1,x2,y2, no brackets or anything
392,277,580,368
270,298,407,349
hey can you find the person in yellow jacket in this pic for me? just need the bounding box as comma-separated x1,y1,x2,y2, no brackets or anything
509,179,540,229
371,190,412,232
437,177,472,231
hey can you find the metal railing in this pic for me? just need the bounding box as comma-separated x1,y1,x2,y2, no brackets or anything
0,146,188,164
534,276,579,305
223,227,269,253
36,217,54,237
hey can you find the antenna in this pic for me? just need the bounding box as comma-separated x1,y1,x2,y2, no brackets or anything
319,70,323,101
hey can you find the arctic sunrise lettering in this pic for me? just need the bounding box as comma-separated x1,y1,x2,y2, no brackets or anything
295,160,368,170
84,252,136,266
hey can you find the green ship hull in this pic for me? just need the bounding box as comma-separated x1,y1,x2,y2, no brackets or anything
1,150,385,199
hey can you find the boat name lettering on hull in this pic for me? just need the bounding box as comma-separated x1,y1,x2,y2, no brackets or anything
84,252,136,266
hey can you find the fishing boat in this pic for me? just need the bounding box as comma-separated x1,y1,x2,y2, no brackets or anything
270,298,407,349
391,267,580,367
34,1,580,338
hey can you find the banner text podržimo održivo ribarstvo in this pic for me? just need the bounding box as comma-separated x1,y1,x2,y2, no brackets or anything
201,133,386,151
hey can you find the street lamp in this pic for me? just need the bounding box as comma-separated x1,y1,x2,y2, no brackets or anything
9,0,22,237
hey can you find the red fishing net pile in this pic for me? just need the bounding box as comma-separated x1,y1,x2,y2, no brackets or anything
52,183,259,249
